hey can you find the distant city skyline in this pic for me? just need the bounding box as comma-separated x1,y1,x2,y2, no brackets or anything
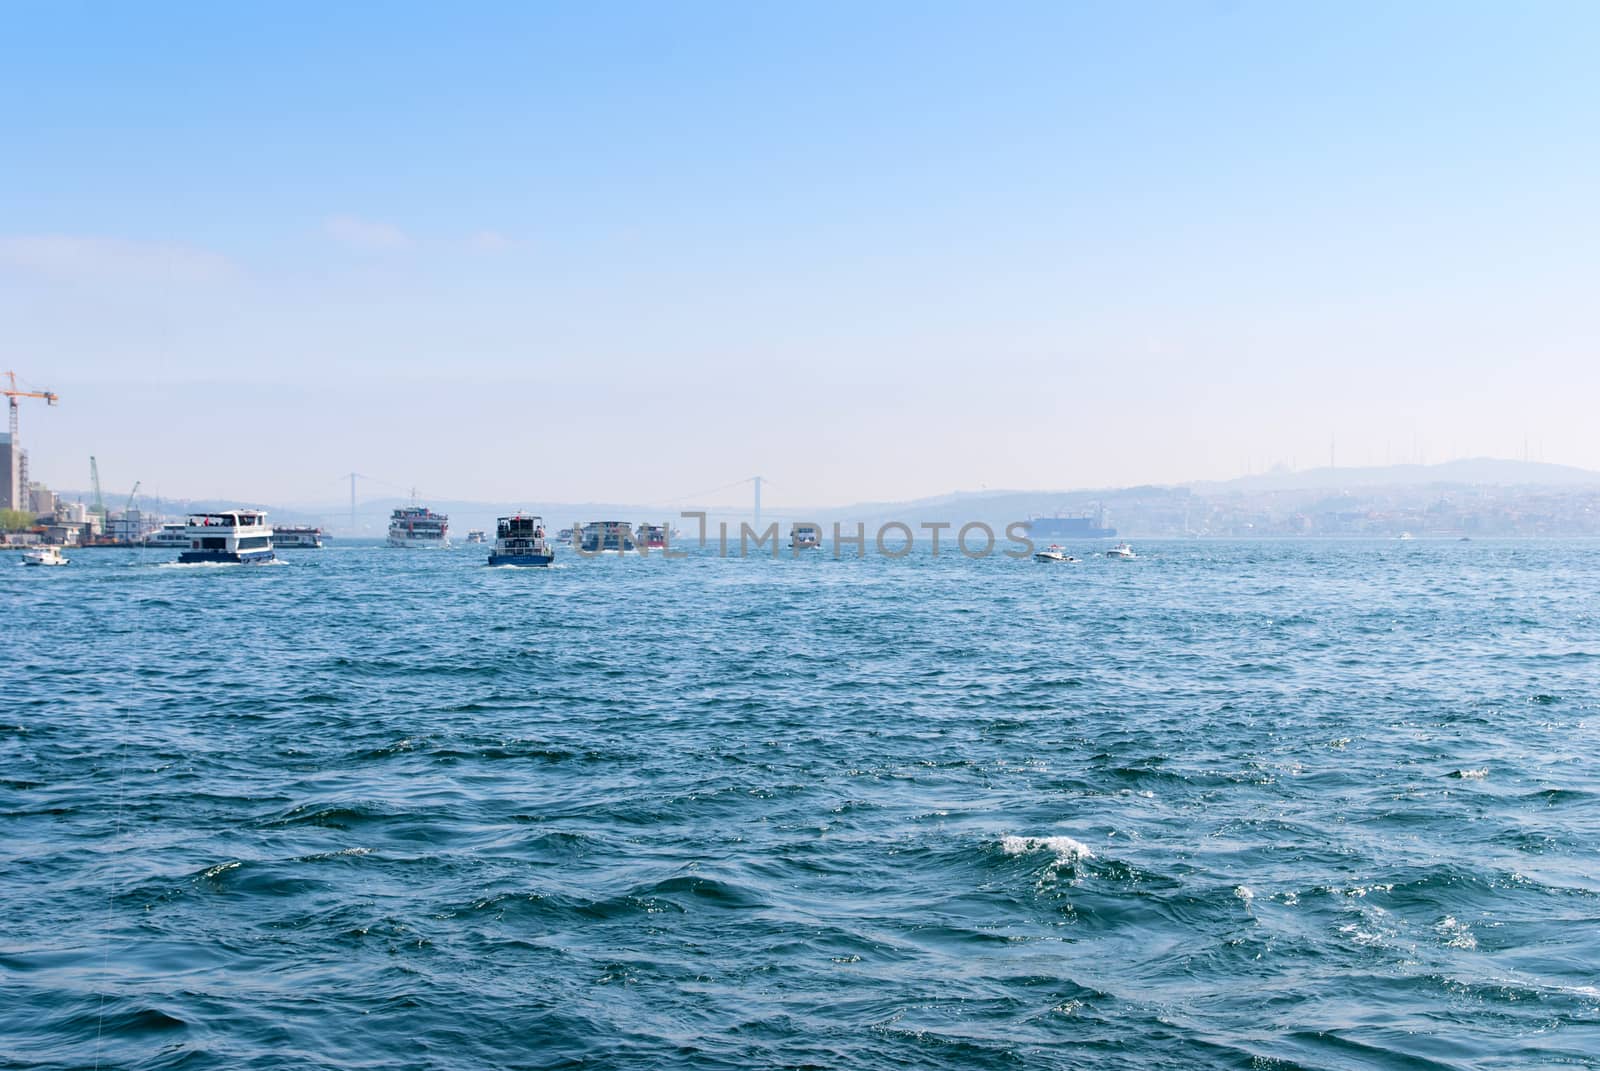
5,2,1599,508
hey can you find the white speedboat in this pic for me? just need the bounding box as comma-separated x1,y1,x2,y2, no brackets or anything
23,545,69,567
1033,544,1078,563
1105,542,1137,560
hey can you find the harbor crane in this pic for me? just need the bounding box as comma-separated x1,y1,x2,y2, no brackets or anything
2,371,58,510
124,481,141,515
90,455,106,522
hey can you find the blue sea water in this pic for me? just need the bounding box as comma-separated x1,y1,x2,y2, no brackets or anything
3,539,1599,1070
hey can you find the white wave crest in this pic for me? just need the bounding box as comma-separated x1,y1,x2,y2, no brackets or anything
1001,835,1094,862
1436,915,1477,949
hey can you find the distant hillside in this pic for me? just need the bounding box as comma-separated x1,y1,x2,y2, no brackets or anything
46,458,1600,537
1193,458,1600,494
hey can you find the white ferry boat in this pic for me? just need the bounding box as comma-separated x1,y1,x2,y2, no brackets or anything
488,514,554,566
790,523,822,550
576,520,636,553
388,505,450,548
636,523,668,550
180,510,276,564
146,522,190,549
272,525,325,549
23,545,69,567
465,530,486,544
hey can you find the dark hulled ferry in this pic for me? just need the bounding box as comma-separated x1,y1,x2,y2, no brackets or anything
488,514,554,566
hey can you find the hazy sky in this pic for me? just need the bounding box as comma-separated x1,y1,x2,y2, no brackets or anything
3,2,1597,509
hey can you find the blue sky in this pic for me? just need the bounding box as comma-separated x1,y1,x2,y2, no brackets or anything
3,2,1597,507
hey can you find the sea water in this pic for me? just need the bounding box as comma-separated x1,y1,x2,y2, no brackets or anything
3,540,1597,1069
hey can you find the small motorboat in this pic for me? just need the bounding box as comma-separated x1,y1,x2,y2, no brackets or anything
1033,544,1078,563
23,545,69,567
1105,542,1136,560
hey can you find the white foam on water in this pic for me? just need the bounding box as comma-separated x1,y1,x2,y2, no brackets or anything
1234,884,1254,904
1436,915,1478,949
1001,835,1094,862
1452,768,1489,779
156,559,288,569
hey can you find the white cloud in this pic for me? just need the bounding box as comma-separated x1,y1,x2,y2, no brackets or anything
325,215,412,251
0,235,236,284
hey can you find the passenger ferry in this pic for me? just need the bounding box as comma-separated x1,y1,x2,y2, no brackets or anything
635,523,669,550
272,525,325,549
180,510,276,564
576,520,636,553
488,514,555,566
465,530,487,544
790,523,822,550
146,522,190,549
388,505,450,548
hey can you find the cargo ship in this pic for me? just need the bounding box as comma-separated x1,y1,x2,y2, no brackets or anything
1024,508,1116,540
388,505,450,548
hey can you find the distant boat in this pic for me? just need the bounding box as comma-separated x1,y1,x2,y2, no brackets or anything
1025,513,1116,539
1105,542,1137,560
23,545,68,567
388,505,450,549
465,530,487,544
1033,544,1077,563
790,523,822,550
487,514,554,567
145,522,189,549
636,523,669,550
1397,531,1415,541
272,525,324,549
576,521,636,553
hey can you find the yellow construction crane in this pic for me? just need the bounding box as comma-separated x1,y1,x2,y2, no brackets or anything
2,371,58,510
